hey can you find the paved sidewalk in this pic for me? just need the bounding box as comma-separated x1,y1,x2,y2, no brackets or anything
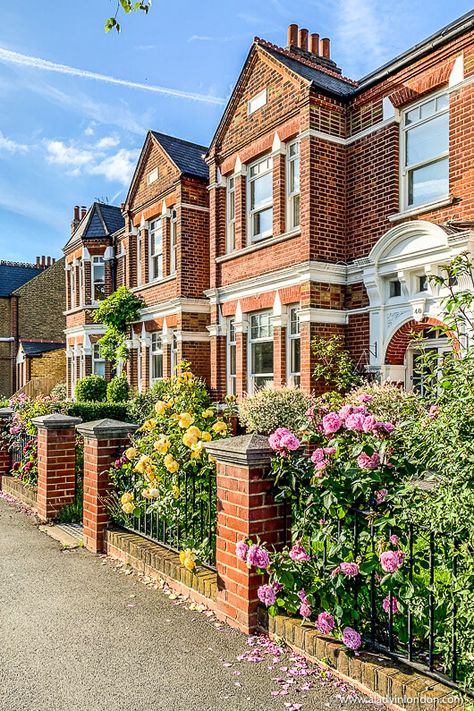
0,497,381,711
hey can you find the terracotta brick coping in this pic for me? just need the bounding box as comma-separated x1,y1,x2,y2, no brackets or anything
1,475,38,510
260,611,465,710
105,528,218,606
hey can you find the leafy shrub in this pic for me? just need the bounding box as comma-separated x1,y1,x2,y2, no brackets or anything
93,287,144,367
65,401,131,423
50,382,67,400
346,382,424,424
239,387,312,435
312,334,361,393
75,375,107,403
107,375,130,403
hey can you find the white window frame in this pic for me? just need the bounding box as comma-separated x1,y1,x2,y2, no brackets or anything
92,256,105,303
69,267,76,310
248,89,267,115
137,232,142,286
137,341,143,393
92,343,105,378
147,167,158,185
78,261,84,307
226,318,237,396
150,332,163,384
226,175,236,253
287,141,300,230
287,306,301,387
248,155,273,243
149,218,164,281
400,90,449,211
170,331,178,376
170,209,177,275
248,311,273,394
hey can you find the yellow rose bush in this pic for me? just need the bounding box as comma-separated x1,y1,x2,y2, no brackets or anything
108,364,232,567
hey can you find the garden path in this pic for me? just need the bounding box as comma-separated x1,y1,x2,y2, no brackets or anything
0,497,383,711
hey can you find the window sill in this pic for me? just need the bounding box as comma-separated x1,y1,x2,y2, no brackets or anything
387,196,454,223
64,304,97,315
216,229,301,263
131,274,176,292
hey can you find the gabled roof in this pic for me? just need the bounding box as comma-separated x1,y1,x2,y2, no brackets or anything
0,262,43,297
151,132,209,180
20,340,65,356
65,202,124,249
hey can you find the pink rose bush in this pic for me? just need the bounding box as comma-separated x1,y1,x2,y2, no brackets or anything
380,550,405,574
268,427,300,454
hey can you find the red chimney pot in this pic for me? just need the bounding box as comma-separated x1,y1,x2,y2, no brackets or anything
298,28,309,52
310,33,320,55
321,37,331,59
287,24,298,47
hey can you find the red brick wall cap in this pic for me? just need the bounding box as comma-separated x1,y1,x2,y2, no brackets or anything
32,413,82,430
205,433,274,467
76,418,138,440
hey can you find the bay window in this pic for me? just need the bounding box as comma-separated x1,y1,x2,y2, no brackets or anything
287,142,300,229
92,344,105,377
249,311,273,392
402,92,449,209
150,332,163,383
92,256,105,302
287,306,301,387
149,218,163,280
227,318,237,395
248,156,273,242
226,176,236,252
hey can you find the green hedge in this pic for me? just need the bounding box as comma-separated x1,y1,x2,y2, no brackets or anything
64,401,135,423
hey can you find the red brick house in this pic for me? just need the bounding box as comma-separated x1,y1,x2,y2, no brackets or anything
65,11,474,400
206,12,474,399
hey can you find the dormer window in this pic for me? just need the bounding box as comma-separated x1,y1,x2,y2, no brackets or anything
248,89,267,115
147,167,158,185
401,92,449,209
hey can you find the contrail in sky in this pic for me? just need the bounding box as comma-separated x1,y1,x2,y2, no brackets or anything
0,46,226,105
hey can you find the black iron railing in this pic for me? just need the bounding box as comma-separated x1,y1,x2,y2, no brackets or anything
113,469,217,570
10,432,35,467
292,505,471,695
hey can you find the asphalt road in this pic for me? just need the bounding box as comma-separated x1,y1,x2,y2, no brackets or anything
0,496,381,711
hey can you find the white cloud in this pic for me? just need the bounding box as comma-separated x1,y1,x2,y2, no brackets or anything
84,123,96,137
0,131,28,154
90,148,140,185
335,0,387,75
0,45,225,105
95,136,120,150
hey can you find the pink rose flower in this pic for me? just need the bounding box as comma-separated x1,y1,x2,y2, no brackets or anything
382,595,399,615
342,627,362,651
257,584,276,607
331,566,341,578
322,413,342,436
246,544,270,569
338,405,353,421
316,611,335,634
313,460,328,477
299,601,311,618
340,562,360,577
345,413,366,431
389,534,399,546
357,452,380,470
358,393,373,403
311,448,325,464
375,488,388,504
236,540,249,562
362,415,377,433
323,446,336,455
380,550,405,574
268,427,300,454
289,542,310,562
376,421,395,435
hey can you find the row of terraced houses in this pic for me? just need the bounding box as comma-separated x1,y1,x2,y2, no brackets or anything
64,12,474,400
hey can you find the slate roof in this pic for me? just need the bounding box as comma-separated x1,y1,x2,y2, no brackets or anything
0,262,43,297
66,202,124,248
20,341,65,356
261,45,356,98
151,132,209,179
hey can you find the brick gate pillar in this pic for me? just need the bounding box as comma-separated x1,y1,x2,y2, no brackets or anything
205,434,289,634
32,414,82,522
0,407,13,483
76,419,138,554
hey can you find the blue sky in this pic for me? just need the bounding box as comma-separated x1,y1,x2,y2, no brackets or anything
0,0,471,263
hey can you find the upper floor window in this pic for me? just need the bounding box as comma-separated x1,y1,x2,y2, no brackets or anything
150,332,163,383
248,89,267,115
170,331,178,376
248,156,273,242
69,266,76,309
147,168,158,185
149,218,163,281
249,311,273,392
170,209,177,275
402,92,449,209
227,318,237,396
92,343,105,378
287,142,300,230
389,279,402,298
226,176,236,252
92,256,105,302
287,306,301,387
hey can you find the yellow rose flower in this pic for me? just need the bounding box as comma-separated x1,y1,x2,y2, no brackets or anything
191,441,205,458
212,420,228,435
183,432,198,448
202,409,214,419
164,454,179,473
179,548,196,571
200,431,212,442
178,412,194,429
155,400,170,415
134,454,151,474
121,492,134,505
125,447,138,461
208,455,216,464
186,425,202,438
142,418,157,431
154,436,170,454
148,487,160,498
172,485,180,499
142,488,152,499
121,502,135,514
184,557,196,572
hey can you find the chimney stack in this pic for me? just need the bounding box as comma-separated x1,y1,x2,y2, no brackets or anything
81,206,87,219
287,23,298,47
35,256,40,267
41,256,46,268
298,28,309,52
321,37,331,59
310,33,320,55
